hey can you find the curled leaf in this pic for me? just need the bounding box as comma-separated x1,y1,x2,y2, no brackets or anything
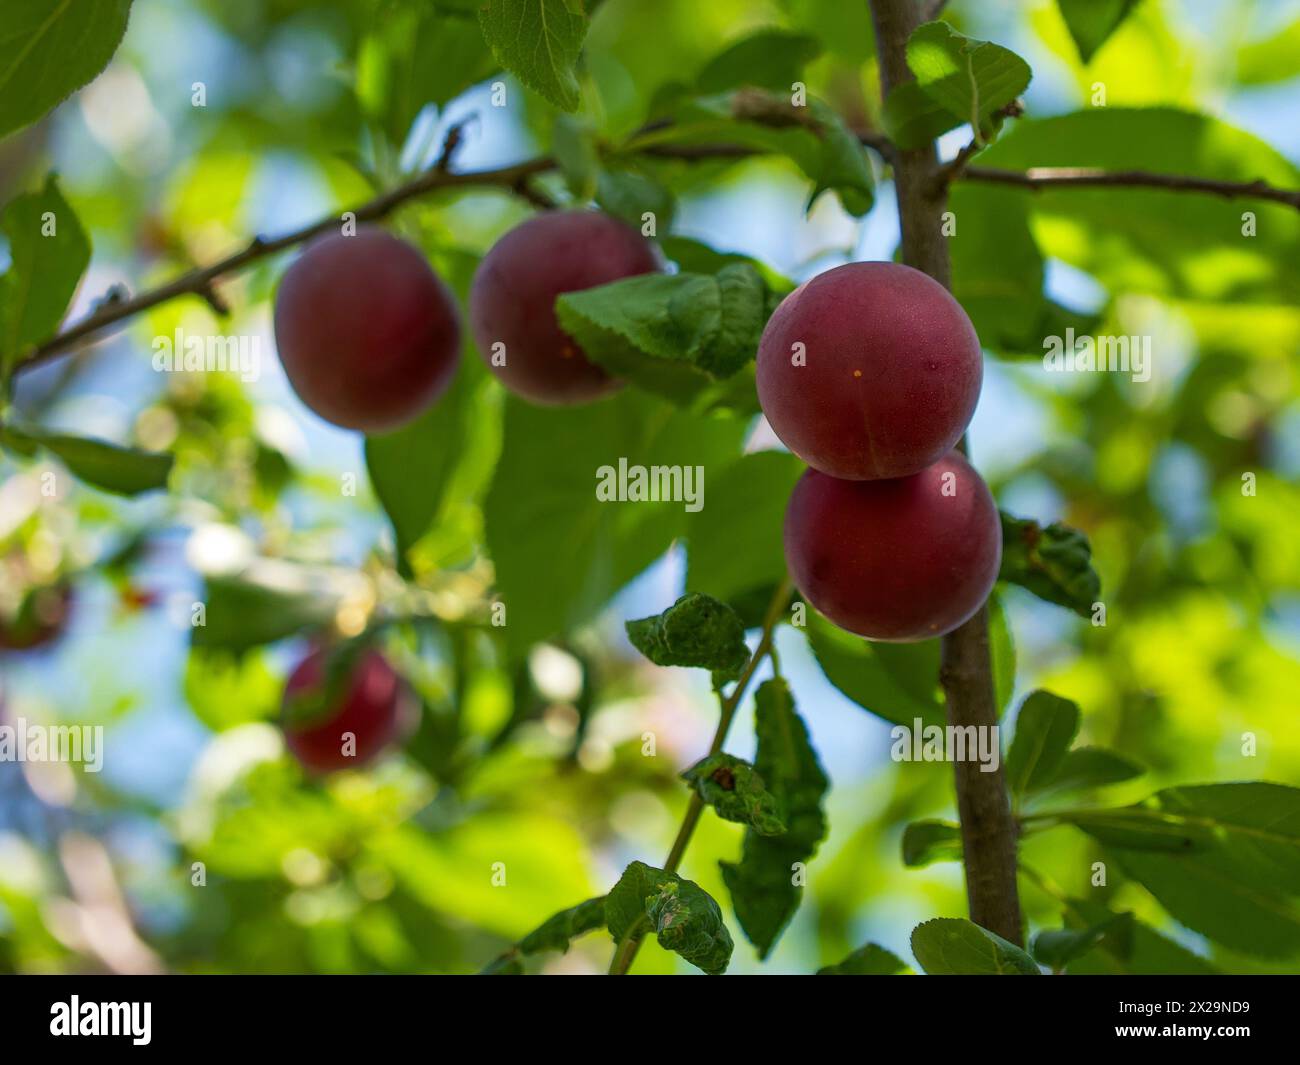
682,753,786,835
625,592,749,682
606,861,733,975
998,512,1101,616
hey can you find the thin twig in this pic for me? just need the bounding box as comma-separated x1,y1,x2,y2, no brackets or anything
15,156,553,375
608,578,792,976
15,128,1300,378
433,116,474,173
933,138,983,191
963,164,1300,209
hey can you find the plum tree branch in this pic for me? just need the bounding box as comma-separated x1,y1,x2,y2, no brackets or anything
15,122,1300,379
962,164,1300,208
869,0,1024,945
15,155,554,376
608,577,791,976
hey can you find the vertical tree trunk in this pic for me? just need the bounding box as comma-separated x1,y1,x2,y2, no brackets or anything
868,0,1023,944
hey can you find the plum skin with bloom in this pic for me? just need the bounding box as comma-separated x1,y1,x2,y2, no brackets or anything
783,451,1002,642
757,261,983,481
281,646,412,773
273,227,461,432
468,210,660,405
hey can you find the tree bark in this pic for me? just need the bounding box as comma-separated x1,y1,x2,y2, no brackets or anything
868,0,1023,944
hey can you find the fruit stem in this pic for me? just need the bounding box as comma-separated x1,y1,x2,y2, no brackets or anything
608,577,792,974
869,0,1024,945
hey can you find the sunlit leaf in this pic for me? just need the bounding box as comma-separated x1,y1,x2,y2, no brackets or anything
1056,0,1140,63
1006,690,1080,797
806,610,944,727
0,175,90,374
902,819,962,868
818,942,908,975
0,0,134,141
1060,782,1300,957
911,917,1039,975
477,0,587,112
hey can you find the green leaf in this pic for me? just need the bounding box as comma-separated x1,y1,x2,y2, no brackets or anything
987,592,1016,714
910,918,1040,975
0,0,134,142
552,114,599,200
1006,690,1080,797
376,812,596,943
656,91,873,217
1046,747,1144,794
595,167,675,231
658,237,791,294
516,895,606,955
685,450,801,614
5,427,171,496
976,109,1300,304
902,21,1032,144
555,264,767,391
805,610,945,728
1061,782,1300,957
1235,19,1300,85
606,861,732,975
484,392,746,657
1059,898,1217,975
805,99,876,215
1031,912,1132,969
480,895,608,971
1056,0,1139,64
192,574,338,654
477,0,588,112
817,943,908,975
786,0,874,63
696,29,822,94
356,6,495,145
948,185,1045,354
902,819,962,868
720,678,828,958
682,753,786,836
882,80,964,150
0,174,91,374
364,356,485,577
625,592,749,683
183,649,280,732
999,512,1101,617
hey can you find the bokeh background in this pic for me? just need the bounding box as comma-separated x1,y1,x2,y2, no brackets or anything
1,0,1298,974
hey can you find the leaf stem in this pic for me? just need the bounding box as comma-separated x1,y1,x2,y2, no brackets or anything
608,577,791,975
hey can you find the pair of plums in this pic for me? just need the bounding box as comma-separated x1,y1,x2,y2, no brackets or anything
271,212,999,771
272,211,656,425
